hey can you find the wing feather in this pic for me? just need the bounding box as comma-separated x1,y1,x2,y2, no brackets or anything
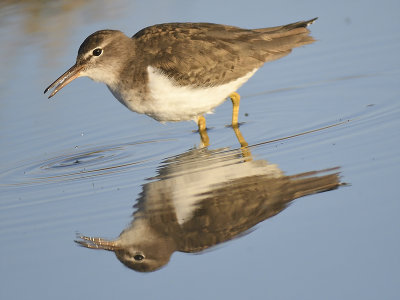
131,20,315,87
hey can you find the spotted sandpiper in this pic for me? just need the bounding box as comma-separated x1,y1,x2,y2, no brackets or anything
45,18,317,137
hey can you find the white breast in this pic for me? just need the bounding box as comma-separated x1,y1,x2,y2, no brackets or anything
116,66,257,122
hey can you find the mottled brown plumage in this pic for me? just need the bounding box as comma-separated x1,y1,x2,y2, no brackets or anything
45,18,317,127
130,20,316,87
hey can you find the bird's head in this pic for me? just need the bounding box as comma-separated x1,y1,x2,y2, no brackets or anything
44,30,133,98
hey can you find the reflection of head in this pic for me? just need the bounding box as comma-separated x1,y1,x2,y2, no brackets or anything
114,236,176,272
76,224,177,272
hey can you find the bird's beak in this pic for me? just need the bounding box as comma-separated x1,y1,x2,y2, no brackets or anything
75,234,120,251
44,63,84,98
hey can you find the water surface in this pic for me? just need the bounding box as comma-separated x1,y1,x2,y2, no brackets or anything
1,0,399,299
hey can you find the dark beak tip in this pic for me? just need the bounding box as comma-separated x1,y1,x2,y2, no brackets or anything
43,63,82,99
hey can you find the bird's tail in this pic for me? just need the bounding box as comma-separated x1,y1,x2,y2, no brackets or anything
254,18,318,62
255,17,317,35
286,167,341,200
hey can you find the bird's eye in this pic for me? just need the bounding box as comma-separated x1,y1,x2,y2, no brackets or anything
133,254,144,261
92,48,103,56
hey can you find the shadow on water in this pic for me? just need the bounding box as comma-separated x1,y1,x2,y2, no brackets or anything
75,126,343,272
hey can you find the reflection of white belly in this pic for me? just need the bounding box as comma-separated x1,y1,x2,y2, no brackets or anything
113,66,257,122
169,159,282,225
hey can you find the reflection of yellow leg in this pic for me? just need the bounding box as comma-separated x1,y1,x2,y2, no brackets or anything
230,92,241,126
197,115,210,147
232,125,247,148
232,124,252,159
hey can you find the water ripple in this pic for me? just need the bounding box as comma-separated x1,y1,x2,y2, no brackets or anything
0,140,165,187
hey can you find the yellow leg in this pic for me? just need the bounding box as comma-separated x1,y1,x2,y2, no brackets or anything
197,115,209,147
230,92,249,151
230,92,241,126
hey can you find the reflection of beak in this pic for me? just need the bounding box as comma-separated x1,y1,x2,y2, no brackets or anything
75,234,120,251
44,63,84,98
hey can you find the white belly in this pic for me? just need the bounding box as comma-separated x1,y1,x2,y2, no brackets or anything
109,66,257,122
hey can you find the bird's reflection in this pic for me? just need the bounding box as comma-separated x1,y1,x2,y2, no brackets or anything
76,144,341,272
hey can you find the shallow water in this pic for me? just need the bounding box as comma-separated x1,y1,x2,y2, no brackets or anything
1,0,399,299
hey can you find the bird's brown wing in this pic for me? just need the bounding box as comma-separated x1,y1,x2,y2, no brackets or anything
131,20,316,87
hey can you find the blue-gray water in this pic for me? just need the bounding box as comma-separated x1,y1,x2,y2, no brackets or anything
1,0,399,299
